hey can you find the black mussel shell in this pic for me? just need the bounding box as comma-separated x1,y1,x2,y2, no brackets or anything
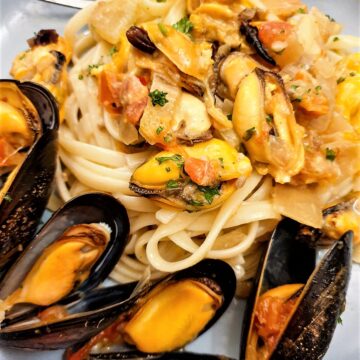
0,80,58,276
272,231,352,360
240,218,352,360
0,193,130,309
89,351,235,359
0,259,235,350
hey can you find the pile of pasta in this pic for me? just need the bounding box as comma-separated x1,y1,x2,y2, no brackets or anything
12,0,360,292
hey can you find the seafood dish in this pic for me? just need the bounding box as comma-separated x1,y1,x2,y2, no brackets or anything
0,0,359,359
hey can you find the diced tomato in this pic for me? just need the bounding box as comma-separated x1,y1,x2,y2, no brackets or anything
255,295,297,352
99,71,148,124
259,22,293,48
184,157,217,187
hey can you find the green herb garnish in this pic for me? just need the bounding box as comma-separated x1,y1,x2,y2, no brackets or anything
227,114,233,121
326,14,336,22
350,72,356,77
156,154,184,168
163,134,172,143
290,85,299,91
109,46,118,56
243,127,256,141
188,199,204,207
266,114,274,124
337,77,346,84
325,148,336,161
297,8,306,14
149,89,169,106
198,186,220,204
315,85,322,93
158,23,168,37
4,194,12,202
78,74,84,80
173,17,194,37
87,63,103,76
166,180,180,189
293,97,302,103
218,157,224,168
156,126,164,135
337,316,343,325
165,167,171,173
333,36,339,42
19,53,26,60
156,0,167,2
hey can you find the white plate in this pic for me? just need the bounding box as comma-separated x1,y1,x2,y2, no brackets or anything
0,1,359,359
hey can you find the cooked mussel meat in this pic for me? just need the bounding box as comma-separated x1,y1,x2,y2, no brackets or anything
130,139,252,211
296,193,360,247
0,260,233,351
233,68,305,183
0,80,58,273
64,259,235,359
241,219,352,360
0,193,129,326
0,222,110,318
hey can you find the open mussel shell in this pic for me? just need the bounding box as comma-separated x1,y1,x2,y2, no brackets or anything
0,192,130,316
0,259,235,350
0,79,58,275
240,218,352,360
89,351,235,359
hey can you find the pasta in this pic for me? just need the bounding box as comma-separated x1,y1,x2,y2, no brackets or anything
10,0,360,290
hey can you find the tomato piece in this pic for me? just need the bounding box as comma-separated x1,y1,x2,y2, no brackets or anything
259,22,293,48
98,70,122,115
184,157,217,186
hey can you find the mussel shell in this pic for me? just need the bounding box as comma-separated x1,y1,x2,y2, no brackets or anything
0,80,58,275
0,192,130,302
0,259,235,350
272,231,352,360
240,219,352,360
89,351,235,359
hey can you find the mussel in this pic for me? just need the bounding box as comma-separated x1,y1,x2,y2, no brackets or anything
240,218,352,360
233,68,305,183
0,259,234,351
130,138,252,211
0,80,58,274
296,193,360,248
63,259,235,359
0,193,130,327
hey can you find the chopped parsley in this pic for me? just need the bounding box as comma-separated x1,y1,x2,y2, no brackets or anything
188,199,204,207
350,72,356,77
227,114,233,121
337,77,346,84
337,316,343,325
173,17,194,37
156,126,164,135
333,36,340,42
158,23,168,37
266,114,274,124
198,186,220,204
87,63,103,76
166,180,180,189
293,97,302,103
290,84,299,91
19,53,26,60
163,134,172,143
218,157,224,168
315,85,322,93
243,127,256,141
297,8,306,14
325,148,336,161
78,74,84,80
156,154,184,168
165,167,171,173
4,194,12,202
156,0,167,2
109,46,118,56
149,89,169,107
